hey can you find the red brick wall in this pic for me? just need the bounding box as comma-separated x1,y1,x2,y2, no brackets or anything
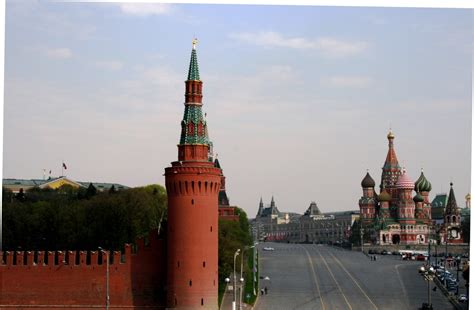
0,230,166,309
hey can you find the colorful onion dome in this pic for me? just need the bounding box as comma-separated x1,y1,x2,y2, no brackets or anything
396,169,414,189
378,189,391,202
415,170,432,192
361,172,376,188
413,192,424,203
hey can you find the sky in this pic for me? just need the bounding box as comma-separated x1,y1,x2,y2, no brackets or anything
2,1,472,218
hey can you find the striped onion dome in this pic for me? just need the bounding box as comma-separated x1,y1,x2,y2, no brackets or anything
413,192,424,203
415,171,432,192
378,189,391,202
396,169,414,189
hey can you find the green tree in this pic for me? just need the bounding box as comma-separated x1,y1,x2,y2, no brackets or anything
461,216,470,243
348,219,370,246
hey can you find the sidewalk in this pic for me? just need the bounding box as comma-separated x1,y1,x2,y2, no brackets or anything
220,275,252,310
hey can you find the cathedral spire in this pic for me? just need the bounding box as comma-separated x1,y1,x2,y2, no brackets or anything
445,182,459,217
380,129,402,195
384,129,400,169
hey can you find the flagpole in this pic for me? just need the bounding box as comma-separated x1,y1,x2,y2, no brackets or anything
61,160,64,177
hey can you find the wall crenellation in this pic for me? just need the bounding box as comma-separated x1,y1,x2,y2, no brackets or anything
0,231,161,268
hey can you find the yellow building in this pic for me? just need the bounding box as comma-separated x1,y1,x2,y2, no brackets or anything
2,176,129,193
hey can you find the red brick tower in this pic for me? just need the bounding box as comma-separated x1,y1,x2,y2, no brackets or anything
396,169,417,243
359,171,377,225
165,40,221,309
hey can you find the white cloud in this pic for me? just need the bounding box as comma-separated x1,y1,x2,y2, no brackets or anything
118,3,172,16
229,31,368,57
45,48,73,59
323,76,373,88
95,60,123,71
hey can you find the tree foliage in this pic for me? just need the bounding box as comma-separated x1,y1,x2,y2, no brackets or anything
218,207,253,304
2,184,167,251
348,219,371,246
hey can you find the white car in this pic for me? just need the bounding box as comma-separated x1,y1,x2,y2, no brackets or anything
263,247,275,251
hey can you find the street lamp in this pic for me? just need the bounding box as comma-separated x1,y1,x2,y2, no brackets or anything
360,227,364,253
233,249,241,310
419,265,435,310
98,247,110,310
240,245,255,309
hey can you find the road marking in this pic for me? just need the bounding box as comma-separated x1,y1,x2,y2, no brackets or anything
300,245,326,310
394,264,411,309
316,248,353,310
327,248,378,310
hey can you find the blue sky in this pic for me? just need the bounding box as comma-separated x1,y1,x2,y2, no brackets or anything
3,1,472,217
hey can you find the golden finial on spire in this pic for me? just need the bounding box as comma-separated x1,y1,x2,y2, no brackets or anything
387,128,394,140
192,38,198,50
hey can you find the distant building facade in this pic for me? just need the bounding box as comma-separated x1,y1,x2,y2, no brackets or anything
2,176,129,193
251,198,359,244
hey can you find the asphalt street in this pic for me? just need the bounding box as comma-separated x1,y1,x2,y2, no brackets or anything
254,243,454,310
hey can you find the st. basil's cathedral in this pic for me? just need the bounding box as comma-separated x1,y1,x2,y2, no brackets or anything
358,130,463,245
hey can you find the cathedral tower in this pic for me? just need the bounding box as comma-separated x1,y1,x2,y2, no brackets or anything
165,40,221,309
380,130,402,200
359,172,377,225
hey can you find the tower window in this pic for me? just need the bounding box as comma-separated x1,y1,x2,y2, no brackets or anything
203,261,206,268
177,261,180,268
191,199,194,205
175,298,177,306
201,298,204,306
189,280,192,287
210,226,213,232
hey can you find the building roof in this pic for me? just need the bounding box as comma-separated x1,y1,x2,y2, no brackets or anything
431,193,448,220
415,170,432,192
396,170,414,189
304,201,322,216
444,182,460,216
187,42,200,81
3,177,129,192
361,172,376,188
383,130,401,170
378,189,391,202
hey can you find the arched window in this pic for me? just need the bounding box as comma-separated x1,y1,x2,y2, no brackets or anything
198,122,204,136
188,122,195,135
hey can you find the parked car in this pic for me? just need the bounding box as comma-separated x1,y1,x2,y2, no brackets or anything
263,247,275,251
416,254,428,261
458,294,468,302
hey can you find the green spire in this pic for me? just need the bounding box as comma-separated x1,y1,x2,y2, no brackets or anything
187,40,200,81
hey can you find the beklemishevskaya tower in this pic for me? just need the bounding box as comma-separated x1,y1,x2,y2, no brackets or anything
165,40,221,309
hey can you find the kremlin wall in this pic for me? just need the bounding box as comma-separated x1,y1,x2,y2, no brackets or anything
0,230,166,308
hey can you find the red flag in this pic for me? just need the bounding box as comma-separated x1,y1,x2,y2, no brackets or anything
62,162,67,170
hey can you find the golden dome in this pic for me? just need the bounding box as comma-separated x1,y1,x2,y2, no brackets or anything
387,129,395,139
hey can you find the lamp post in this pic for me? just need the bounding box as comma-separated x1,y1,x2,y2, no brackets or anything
98,247,109,310
240,245,255,309
419,265,435,310
233,249,241,310
360,227,364,253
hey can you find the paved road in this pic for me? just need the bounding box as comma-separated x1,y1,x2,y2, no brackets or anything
255,243,454,310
